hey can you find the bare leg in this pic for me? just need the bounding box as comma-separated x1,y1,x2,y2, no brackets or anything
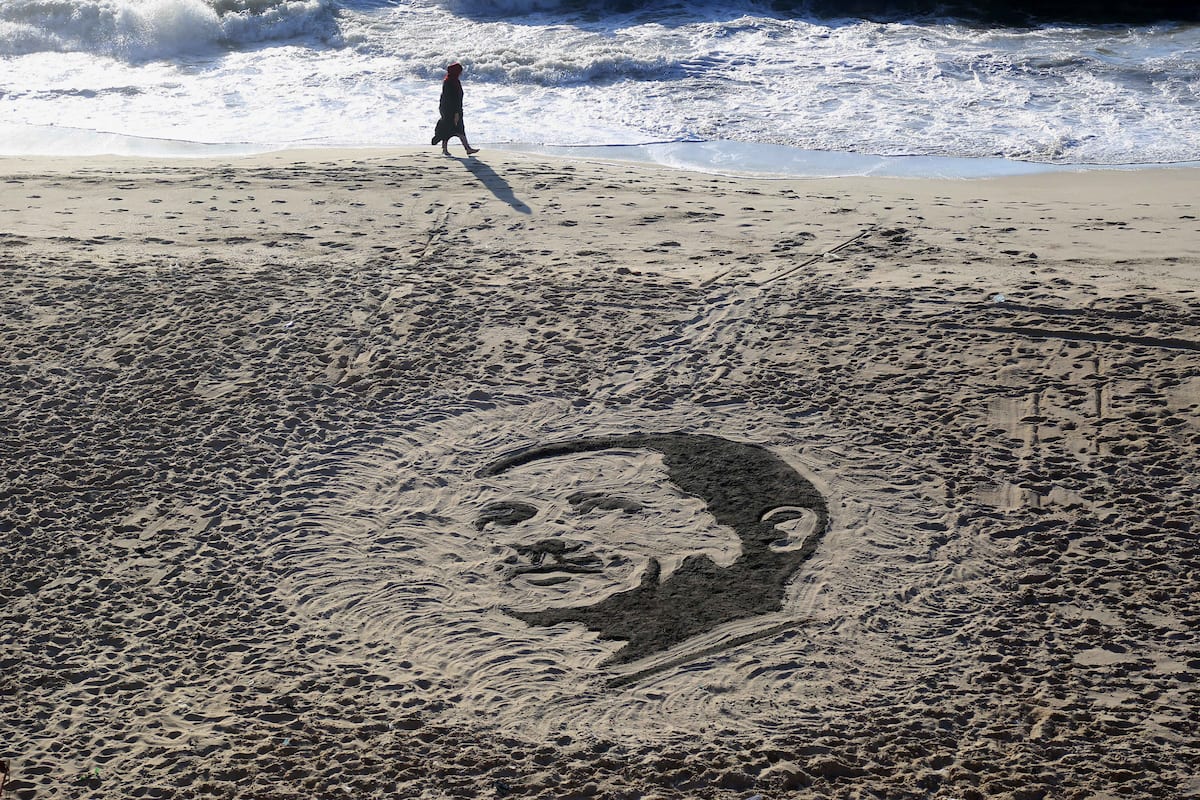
454,134,479,155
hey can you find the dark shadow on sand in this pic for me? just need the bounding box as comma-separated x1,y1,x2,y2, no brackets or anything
455,156,532,214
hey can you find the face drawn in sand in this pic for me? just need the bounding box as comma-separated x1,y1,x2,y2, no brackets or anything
282,404,965,736
474,434,829,665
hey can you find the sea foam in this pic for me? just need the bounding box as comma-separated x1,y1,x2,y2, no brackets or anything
0,0,336,59
1,0,1198,166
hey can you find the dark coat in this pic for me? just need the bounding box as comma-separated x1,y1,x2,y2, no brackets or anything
431,79,465,144
439,78,463,118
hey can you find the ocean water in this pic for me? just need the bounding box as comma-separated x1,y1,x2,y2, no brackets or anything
1,0,1198,176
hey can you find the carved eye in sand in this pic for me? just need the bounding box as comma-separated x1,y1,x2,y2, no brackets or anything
566,491,645,514
475,501,538,530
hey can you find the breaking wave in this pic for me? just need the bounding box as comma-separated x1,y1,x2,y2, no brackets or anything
0,0,338,59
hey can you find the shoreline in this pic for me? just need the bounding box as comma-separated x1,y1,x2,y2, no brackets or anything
4,122,1200,179
3,148,1197,798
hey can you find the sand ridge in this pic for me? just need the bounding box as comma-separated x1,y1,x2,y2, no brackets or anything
2,150,1198,798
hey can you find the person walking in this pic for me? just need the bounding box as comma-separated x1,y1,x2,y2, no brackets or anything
431,62,478,156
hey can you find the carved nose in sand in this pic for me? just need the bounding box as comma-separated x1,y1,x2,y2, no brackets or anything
510,538,605,585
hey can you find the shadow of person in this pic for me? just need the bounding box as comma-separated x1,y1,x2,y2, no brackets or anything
456,157,532,214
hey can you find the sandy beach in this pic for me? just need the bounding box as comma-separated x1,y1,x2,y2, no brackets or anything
2,149,1198,799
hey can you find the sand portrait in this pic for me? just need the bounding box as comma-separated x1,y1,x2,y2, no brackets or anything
275,400,989,739
476,433,829,667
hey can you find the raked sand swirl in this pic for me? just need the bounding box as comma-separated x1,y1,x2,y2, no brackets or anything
2,150,1198,799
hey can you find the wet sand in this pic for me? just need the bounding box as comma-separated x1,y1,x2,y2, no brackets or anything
2,149,1198,799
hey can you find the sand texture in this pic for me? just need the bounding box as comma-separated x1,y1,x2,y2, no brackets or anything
2,150,1199,799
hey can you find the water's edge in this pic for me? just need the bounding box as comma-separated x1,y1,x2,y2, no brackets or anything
3,123,1197,180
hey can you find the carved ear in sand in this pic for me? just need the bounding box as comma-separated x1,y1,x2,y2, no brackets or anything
762,505,825,553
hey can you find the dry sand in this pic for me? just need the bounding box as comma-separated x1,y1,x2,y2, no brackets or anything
1,149,1198,799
